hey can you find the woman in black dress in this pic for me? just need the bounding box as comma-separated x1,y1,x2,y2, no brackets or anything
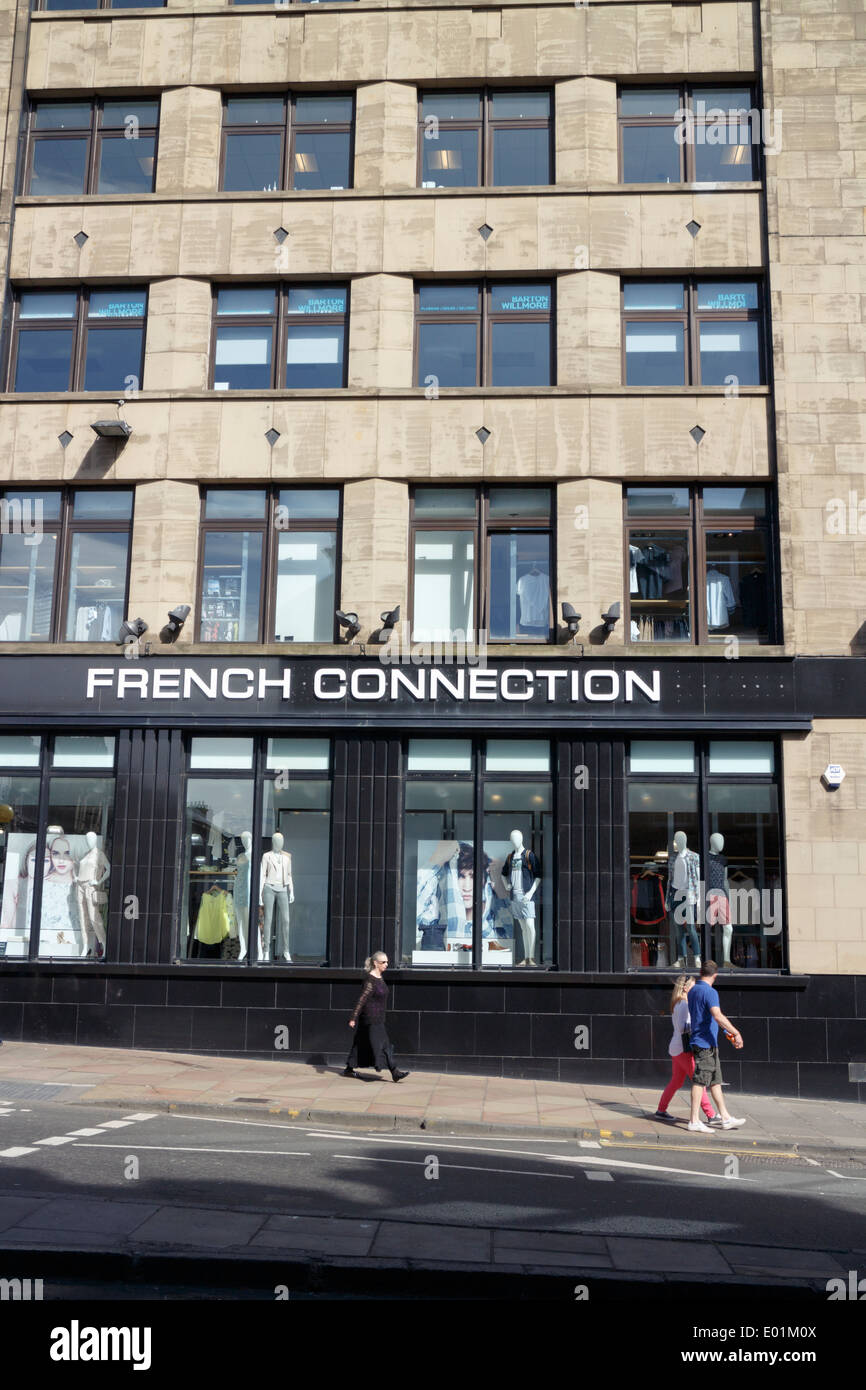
343,951,408,1082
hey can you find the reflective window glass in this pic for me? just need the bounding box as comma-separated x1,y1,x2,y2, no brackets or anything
199,532,263,641
204,490,267,520
625,322,685,385
274,531,337,639
412,531,474,641
65,533,129,641
621,126,680,183
38,778,114,960
0,776,41,957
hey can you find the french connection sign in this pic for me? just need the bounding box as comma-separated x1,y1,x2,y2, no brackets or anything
0,654,821,728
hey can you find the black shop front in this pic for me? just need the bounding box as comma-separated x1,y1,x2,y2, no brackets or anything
0,652,862,1101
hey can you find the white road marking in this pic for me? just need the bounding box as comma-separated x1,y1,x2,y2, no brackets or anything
825,1169,866,1182
332,1154,573,1179
586,1171,614,1182
34,1136,79,1146
122,1113,160,1121
579,1140,602,1149
802,1156,822,1167
97,1120,136,1129
67,1128,110,1137
0,1146,37,1157
73,1144,312,1157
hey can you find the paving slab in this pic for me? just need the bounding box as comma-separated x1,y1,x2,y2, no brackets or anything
13,1198,159,1236
370,1221,492,1262
130,1206,266,1249
606,1237,733,1275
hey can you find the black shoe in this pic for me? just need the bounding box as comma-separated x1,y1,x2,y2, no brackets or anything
342,1067,358,1078
391,1070,409,1083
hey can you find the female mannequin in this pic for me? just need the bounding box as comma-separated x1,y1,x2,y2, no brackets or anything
503,829,541,966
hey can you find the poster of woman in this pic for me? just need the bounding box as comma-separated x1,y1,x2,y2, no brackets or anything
0,832,88,957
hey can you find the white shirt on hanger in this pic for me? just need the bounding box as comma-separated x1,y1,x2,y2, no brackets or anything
516,571,549,628
706,570,737,628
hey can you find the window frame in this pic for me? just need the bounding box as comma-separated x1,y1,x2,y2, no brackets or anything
417,87,554,188
209,283,350,391
402,738,555,969
31,0,165,11
413,280,555,389
0,488,134,644
8,285,148,393
24,97,160,197
622,484,777,646
620,276,765,388
196,485,342,644
617,83,760,185
219,92,354,193
178,734,333,967
408,486,554,643
626,736,785,972
0,733,117,962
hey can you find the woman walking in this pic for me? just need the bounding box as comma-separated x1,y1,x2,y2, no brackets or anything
654,974,717,1122
343,951,408,1083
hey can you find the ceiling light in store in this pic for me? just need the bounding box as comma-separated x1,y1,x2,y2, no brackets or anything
428,148,463,171
294,152,319,173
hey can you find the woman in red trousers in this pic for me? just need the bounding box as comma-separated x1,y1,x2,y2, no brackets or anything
654,975,717,1122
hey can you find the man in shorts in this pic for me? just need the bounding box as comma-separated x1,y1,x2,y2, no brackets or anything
687,960,746,1133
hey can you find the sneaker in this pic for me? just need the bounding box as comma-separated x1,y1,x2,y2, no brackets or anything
653,1110,672,1119
687,1120,715,1134
391,1070,409,1083
721,1116,746,1129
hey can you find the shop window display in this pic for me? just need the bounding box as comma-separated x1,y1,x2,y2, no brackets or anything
627,740,783,971
403,740,552,968
181,737,330,965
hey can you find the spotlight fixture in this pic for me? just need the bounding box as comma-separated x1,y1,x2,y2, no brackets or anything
160,604,191,644
336,610,361,643
560,602,581,643
92,400,132,440
372,604,401,643
116,617,148,646
601,601,621,635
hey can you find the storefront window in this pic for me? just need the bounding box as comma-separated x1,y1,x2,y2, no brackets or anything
0,773,41,958
403,739,552,968
0,737,115,961
627,739,783,971
38,778,114,959
181,737,331,965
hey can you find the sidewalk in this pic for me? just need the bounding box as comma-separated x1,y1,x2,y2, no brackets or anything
1,1041,865,1155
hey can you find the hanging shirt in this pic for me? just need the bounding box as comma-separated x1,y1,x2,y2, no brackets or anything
706,570,737,629
195,891,232,944
516,571,550,628
75,606,98,641
629,546,642,595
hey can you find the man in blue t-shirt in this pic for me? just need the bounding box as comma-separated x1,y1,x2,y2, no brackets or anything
688,961,746,1133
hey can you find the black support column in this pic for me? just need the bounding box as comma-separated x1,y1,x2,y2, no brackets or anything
557,737,627,973
111,729,184,964
330,736,402,969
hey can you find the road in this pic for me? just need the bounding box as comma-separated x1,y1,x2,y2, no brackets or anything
1,1099,864,1268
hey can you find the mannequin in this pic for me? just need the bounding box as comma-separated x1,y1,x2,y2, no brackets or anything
502,829,541,966
74,831,110,961
259,830,293,962
665,829,701,969
707,831,735,967
234,830,253,961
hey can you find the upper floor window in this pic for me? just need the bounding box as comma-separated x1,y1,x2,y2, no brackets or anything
619,85,759,184
33,0,163,10
622,279,764,388
25,100,158,196
411,486,552,643
625,485,775,646
419,89,552,188
0,488,134,643
415,282,554,388
221,94,353,192
9,287,147,392
212,285,348,390
198,487,341,643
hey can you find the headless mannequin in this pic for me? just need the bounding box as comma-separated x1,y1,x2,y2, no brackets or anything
667,829,701,969
234,830,253,961
259,831,293,962
75,830,110,960
708,831,734,966
506,828,541,967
